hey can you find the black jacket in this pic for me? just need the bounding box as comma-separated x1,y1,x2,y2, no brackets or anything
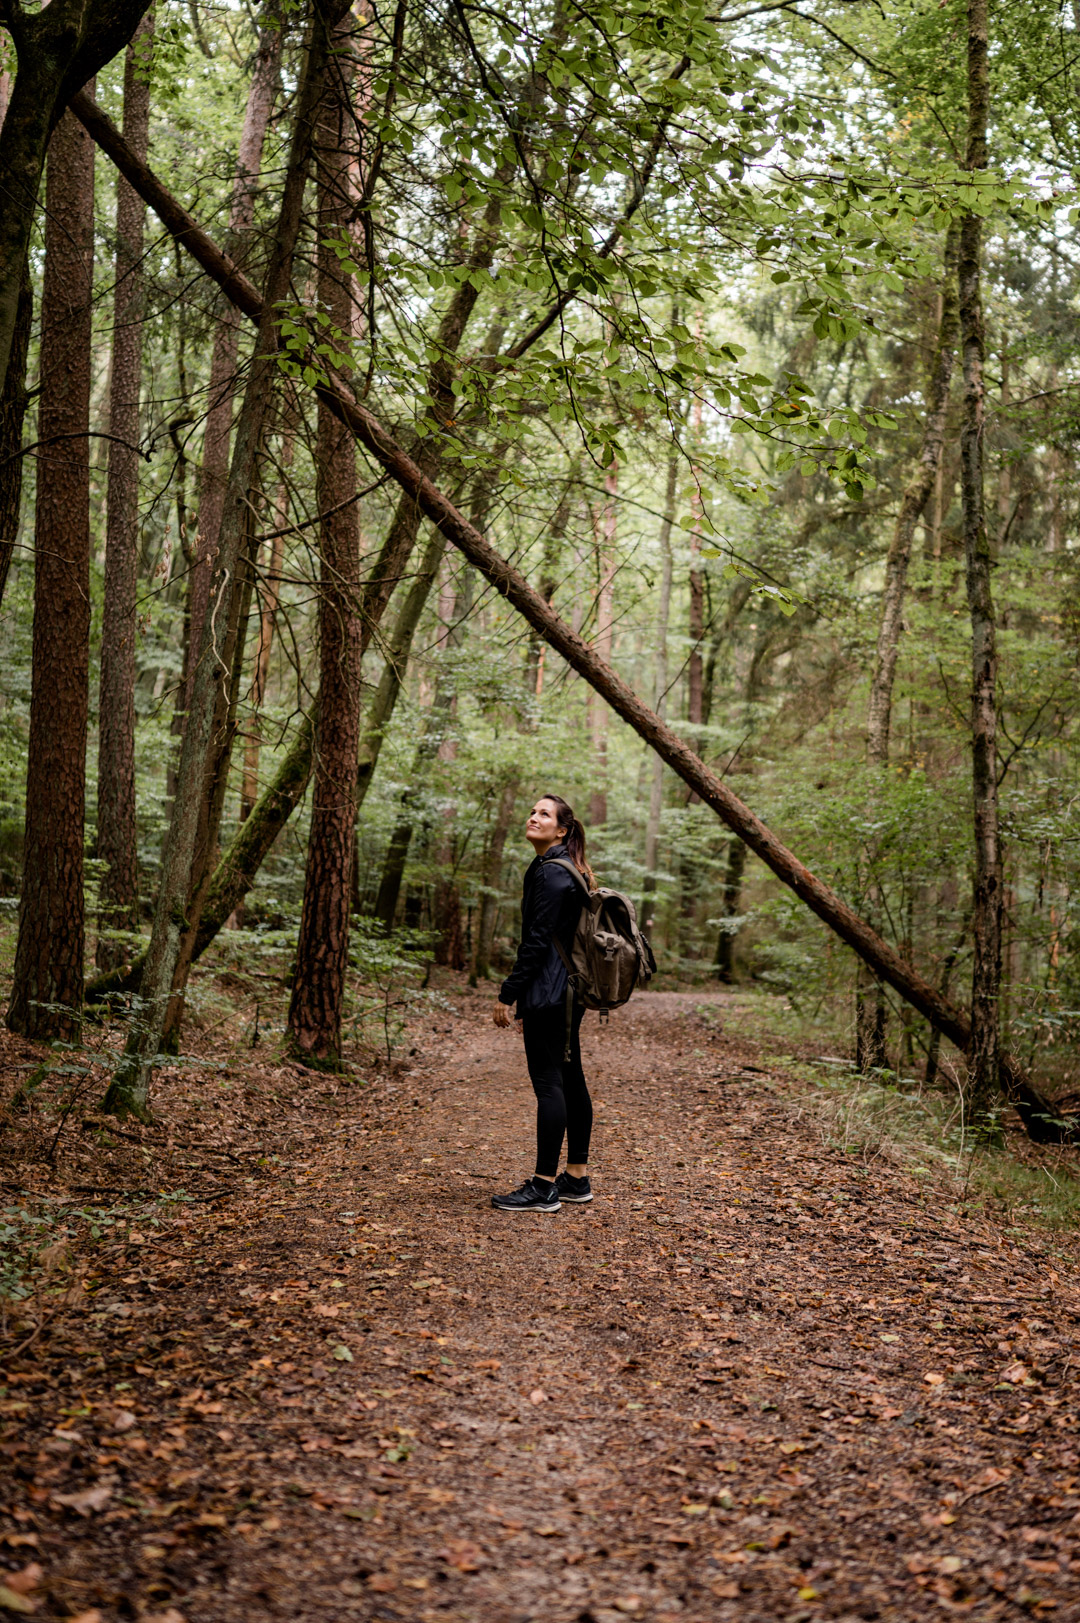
498,843,585,1014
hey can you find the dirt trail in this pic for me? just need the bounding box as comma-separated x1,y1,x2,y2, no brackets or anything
3,988,1080,1622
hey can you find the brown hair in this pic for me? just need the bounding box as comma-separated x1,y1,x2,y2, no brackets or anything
539,793,596,891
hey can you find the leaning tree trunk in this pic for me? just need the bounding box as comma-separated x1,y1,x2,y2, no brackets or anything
959,0,1001,1123
102,4,346,1118
287,11,364,1067
80,62,1071,1143
7,101,95,1040
97,12,154,971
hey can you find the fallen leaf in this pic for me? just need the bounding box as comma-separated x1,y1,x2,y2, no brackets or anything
879,1334,899,1343
439,1540,484,1572
142,1612,187,1623
923,1372,945,1386
332,1344,353,1362
529,1389,548,1405
612,1599,643,1615
0,1587,34,1615
65,1612,103,1623
1,1570,41,1599
366,1575,396,1593
52,1485,113,1516
111,1410,137,1432
1001,1363,1029,1385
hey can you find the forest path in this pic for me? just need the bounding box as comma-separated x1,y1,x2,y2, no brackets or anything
6,988,1080,1623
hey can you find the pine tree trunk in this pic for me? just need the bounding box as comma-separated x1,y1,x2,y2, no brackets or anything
102,8,342,1118
7,100,95,1040
240,412,294,820
713,837,746,983
0,262,32,610
355,529,445,813
588,463,617,826
642,451,676,925
97,14,153,971
287,15,364,1066
866,222,960,766
0,0,151,399
182,13,282,721
471,778,516,983
959,0,1001,1122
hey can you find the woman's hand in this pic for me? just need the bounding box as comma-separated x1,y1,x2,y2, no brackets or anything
492,1002,513,1028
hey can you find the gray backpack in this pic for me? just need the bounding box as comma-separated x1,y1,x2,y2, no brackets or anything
549,859,656,1054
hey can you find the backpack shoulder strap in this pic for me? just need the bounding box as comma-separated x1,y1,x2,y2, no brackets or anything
546,857,591,895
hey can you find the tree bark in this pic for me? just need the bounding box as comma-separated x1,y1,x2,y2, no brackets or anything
240,410,295,821
641,450,676,924
83,70,1068,1141
183,11,282,720
0,261,32,609
588,463,617,826
959,0,1001,1121
96,12,154,971
355,529,445,814
0,0,150,400
471,778,516,984
713,837,746,983
866,221,961,766
7,100,95,1040
102,4,345,1117
287,11,364,1067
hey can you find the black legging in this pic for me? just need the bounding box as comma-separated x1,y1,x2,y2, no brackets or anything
521,1002,593,1179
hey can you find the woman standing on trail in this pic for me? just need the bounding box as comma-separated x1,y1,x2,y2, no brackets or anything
491,794,595,1213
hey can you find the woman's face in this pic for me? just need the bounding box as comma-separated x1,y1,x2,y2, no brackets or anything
525,798,567,849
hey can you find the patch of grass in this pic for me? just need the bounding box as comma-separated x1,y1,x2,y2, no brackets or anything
714,985,1080,1242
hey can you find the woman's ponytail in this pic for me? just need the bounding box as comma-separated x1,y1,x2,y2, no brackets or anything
541,793,597,891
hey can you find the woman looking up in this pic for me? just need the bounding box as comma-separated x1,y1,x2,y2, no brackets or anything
491,794,595,1213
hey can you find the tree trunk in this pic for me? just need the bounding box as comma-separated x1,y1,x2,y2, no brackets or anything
7,100,95,1040
355,529,445,814
588,463,617,826
85,67,1067,1142
857,223,962,1069
866,221,960,766
471,778,516,984
287,13,364,1067
641,450,676,925
959,0,1001,1122
102,5,344,1118
0,0,150,400
0,262,32,609
240,411,295,820
183,12,282,720
96,13,153,971
713,837,746,983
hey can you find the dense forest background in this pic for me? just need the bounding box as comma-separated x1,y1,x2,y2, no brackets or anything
0,0,1077,1127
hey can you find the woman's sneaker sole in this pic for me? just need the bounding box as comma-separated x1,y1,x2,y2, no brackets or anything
559,1189,593,1203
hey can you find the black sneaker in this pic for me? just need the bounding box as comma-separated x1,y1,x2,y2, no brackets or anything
491,1178,561,1213
555,1171,593,1204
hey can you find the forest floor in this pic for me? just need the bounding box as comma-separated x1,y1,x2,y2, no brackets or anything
2,981,1080,1623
